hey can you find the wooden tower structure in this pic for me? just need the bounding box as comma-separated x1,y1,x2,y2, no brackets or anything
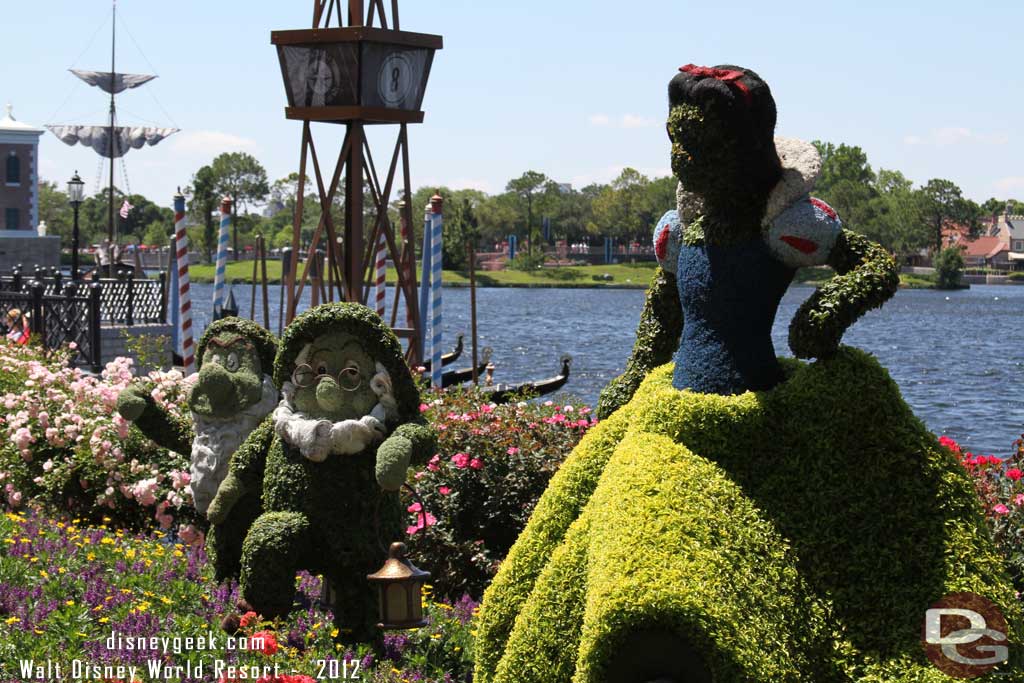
273,0,442,363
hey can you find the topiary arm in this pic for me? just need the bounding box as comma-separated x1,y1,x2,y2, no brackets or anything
596,267,682,420
116,384,193,456
207,417,275,524
375,420,437,492
788,230,899,360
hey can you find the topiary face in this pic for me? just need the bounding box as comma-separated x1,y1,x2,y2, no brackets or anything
189,333,265,418
290,330,379,422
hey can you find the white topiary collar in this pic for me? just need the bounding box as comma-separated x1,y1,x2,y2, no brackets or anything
674,137,822,226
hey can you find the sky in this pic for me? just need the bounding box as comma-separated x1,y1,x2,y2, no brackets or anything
2,0,1022,209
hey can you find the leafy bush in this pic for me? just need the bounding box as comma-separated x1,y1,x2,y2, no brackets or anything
0,341,202,537
943,434,1024,592
506,252,545,271
933,245,965,289
405,389,594,600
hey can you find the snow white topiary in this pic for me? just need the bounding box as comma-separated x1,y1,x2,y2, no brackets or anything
477,65,1022,682
209,302,435,639
116,317,278,580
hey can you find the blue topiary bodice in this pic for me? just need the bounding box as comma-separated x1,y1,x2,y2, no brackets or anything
673,238,794,394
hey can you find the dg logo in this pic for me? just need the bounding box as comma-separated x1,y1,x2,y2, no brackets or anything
923,592,1010,678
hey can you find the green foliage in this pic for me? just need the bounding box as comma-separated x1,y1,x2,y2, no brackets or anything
920,178,982,252
442,197,481,270
406,390,594,601
478,350,1024,682
185,164,220,263
789,230,900,359
118,328,170,372
934,246,966,289
505,252,545,271
78,188,172,246
506,171,549,256
596,267,682,419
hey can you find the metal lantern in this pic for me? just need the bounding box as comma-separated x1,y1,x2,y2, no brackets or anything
366,541,430,630
66,171,85,205
272,27,441,123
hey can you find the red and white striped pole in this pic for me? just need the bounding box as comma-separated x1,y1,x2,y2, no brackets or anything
373,229,387,317
173,189,194,374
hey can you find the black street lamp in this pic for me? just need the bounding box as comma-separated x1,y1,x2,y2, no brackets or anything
67,171,85,281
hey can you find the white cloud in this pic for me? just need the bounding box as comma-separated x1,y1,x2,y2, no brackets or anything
995,177,1024,193
904,127,1008,147
621,114,655,129
588,113,656,129
169,130,258,155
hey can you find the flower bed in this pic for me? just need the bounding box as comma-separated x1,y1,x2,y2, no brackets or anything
943,434,1024,592
405,390,594,600
0,341,201,537
0,510,476,682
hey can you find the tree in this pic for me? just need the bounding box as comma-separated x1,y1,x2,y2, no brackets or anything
506,171,549,255
933,246,965,289
186,165,219,263
37,181,73,244
209,153,270,260
980,197,1024,216
918,179,981,252
867,169,928,261
443,198,480,270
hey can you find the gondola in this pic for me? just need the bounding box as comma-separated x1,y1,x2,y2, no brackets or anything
481,355,571,404
440,346,491,388
421,334,464,372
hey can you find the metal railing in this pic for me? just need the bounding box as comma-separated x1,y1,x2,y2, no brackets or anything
0,281,102,372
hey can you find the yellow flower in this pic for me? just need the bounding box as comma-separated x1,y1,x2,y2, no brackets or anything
430,633,441,639
65,600,75,606
4,616,19,625
39,570,48,579
33,629,43,635
86,553,95,561
100,538,114,545
3,539,13,544
57,567,66,574
98,617,109,624
125,548,136,560
137,601,150,612
330,628,339,638
159,597,171,605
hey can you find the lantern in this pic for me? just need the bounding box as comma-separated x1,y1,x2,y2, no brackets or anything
366,541,430,629
272,27,441,123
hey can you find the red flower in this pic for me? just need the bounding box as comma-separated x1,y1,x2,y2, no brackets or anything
451,453,470,469
469,458,483,470
239,611,259,629
438,486,451,495
1006,468,1022,481
252,630,278,656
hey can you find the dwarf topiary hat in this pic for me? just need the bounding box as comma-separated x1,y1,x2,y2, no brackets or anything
196,317,278,375
274,302,420,422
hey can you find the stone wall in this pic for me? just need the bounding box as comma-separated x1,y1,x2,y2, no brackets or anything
100,323,174,375
0,234,60,272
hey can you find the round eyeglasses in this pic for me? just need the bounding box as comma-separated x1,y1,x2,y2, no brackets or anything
291,363,363,392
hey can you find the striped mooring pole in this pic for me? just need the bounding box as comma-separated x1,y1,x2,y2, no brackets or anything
372,229,387,318
212,196,231,319
173,190,195,374
419,203,432,361
429,193,443,389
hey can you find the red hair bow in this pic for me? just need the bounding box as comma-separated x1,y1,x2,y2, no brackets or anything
679,64,752,105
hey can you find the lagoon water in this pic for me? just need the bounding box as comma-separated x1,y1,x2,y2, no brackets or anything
187,282,1024,457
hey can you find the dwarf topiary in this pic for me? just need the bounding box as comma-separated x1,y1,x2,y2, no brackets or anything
116,317,279,580
476,65,1021,682
209,302,435,639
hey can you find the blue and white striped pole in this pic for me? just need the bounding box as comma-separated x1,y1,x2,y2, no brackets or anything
509,234,517,262
429,193,444,389
419,204,432,361
212,197,231,319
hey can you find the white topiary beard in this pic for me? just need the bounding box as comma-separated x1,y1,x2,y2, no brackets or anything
188,374,278,515
273,351,397,463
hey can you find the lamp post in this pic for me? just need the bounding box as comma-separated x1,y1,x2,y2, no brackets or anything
67,171,85,281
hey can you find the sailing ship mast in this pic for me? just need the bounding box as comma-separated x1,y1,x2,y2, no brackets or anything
47,0,178,244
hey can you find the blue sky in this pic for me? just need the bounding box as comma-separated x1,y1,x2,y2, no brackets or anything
3,0,1022,207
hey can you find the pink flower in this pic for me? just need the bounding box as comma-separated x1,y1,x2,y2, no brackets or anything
169,470,191,490
406,512,437,536
993,504,1010,516
451,453,470,469
426,454,441,472
419,403,430,413
178,524,203,546
438,486,451,495
407,502,422,513
1006,468,1022,481
1015,494,1024,506
131,478,159,507
507,447,519,456
469,458,483,470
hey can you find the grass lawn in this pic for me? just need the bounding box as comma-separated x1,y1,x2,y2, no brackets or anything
188,260,938,290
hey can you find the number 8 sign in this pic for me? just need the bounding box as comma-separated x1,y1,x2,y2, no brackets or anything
378,52,413,107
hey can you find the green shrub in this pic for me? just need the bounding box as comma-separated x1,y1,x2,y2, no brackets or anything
406,389,594,600
506,253,546,271
934,246,965,289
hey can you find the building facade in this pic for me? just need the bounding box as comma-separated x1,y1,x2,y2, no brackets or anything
0,104,44,233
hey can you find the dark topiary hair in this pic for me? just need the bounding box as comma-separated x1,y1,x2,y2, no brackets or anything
273,302,421,424
668,64,781,196
196,317,278,376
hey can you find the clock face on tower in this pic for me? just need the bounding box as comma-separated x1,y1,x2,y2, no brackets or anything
377,52,414,106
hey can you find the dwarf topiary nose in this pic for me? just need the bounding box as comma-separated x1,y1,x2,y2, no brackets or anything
316,376,346,413
196,362,233,404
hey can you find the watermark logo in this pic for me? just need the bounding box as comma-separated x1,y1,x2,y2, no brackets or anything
922,592,1008,678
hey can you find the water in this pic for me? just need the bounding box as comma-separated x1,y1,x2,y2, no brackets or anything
186,282,1024,457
